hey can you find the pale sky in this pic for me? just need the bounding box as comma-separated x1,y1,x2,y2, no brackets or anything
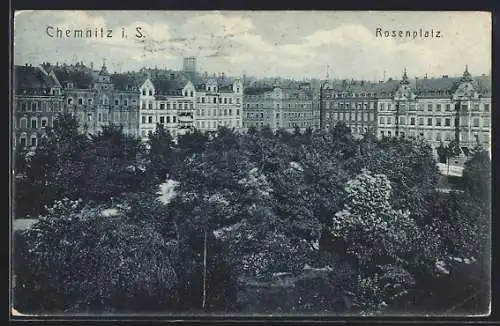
13,11,491,80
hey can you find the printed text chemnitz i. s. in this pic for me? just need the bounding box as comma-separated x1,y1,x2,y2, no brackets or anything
45,26,145,39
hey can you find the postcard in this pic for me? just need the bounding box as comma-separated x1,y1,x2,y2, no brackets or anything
11,10,491,319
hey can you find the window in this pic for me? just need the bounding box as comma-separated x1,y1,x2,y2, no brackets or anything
229,109,233,116
213,97,217,104
400,117,406,125
190,91,194,97
484,104,490,112
202,97,205,104
160,116,165,124
142,90,146,96
20,117,27,129
103,112,108,122
32,102,39,111
436,118,442,126
445,118,451,126
229,98,233,104
88,113,92,121
173,103,177,110
224,98,227,104
436,132,441,141
173,116,176,123
427,104,433,111
237,109,240,116
124,99,128,106
31,118,37,129
67,98,73,105
436,104,441,111
98,113,102,122
445,104,451,111
224,109,227,116
473,104,479,111
379,117,385,125
473,118,479,127
484,118,490,128
387,117,393,125
160,103,165,110
149,89,153,96
427,118,433,126
148,116,153,124
167,116,171,123
141,101,146,109
20,135,26,147
78,98,84,105
31,135,37,147
419,118,424,126
410,117,415,125
115,99,120,105
141,116,146,124
148,101,153,109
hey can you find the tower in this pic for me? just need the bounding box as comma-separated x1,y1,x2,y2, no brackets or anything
183,57,197,75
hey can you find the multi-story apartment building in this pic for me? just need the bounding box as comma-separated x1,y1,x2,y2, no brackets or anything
193,76,244,132
320,79,379,137
243,82,314,132
138,73,196,141
45,63,141,138
13,64,64,149
377,67,491,156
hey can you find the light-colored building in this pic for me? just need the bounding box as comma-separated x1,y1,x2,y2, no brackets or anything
377,67,491,156
193,76,243,132
138,74,196,141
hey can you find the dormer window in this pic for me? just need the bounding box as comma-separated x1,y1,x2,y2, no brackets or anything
142,89,146,96
190,91,194,97
149,89,153,96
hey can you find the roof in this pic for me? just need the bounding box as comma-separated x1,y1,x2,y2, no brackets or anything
151,76,189,96
50,68,95,89
111,73,146,91
244,86,275,96
14,65,60,95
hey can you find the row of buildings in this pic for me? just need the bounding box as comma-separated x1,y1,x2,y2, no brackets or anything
13,59,490,158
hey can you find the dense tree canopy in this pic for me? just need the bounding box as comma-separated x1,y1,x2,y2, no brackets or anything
13,119,491,315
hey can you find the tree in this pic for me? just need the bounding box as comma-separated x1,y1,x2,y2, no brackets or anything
329,169,427,313
462,148,491,204
146,124,176,181
15,198,178,313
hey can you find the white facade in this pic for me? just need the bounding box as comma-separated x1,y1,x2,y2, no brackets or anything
194,78,243,132
138,78,196,141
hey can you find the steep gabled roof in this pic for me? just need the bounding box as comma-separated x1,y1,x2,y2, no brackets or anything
50,68,95,89
151,75,189,96
14,65,59,95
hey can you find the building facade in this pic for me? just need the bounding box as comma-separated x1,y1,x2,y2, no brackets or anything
50,63,141,138
243,82,314,132
138,75,196,141
194,77,243,132
320,80,379,138
377,67,491,156
13,64,64,149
